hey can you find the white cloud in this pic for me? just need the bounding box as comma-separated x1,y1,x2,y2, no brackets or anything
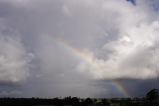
73,0,159,80
0,22,32,84
24,0,159,80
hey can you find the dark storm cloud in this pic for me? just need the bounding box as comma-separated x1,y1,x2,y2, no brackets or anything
94,79,159,98
115,79,159,97
127,0,136,5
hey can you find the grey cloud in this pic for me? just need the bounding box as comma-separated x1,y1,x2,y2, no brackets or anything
0,90,22,97
0,21,32,84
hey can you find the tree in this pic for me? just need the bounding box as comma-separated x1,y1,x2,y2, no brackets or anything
146,89,159,102
72,97,80,106
83,98,93,106
101,99,111,106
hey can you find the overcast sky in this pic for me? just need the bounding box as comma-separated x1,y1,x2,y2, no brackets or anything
0,0,159,98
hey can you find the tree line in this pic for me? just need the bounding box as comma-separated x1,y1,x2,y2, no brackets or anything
0,89,159,106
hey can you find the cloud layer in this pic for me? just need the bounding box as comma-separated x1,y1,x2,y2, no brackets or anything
0,0,159,97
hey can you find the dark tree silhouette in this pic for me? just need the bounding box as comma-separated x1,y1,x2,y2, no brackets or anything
0,89,159,106
83,98,93,106
101,99,111,106
146,89,159,102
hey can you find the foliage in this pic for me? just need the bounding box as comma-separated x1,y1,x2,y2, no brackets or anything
0,89,158,106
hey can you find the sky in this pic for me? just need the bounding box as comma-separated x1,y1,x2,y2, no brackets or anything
0,0,159,98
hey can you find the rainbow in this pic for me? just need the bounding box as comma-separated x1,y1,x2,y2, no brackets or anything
112,80,131,97
56,38,131,97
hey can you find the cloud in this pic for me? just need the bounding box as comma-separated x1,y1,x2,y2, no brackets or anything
63,0,159,80
77,21,159,80
0,90,22,97
0,21,32,84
